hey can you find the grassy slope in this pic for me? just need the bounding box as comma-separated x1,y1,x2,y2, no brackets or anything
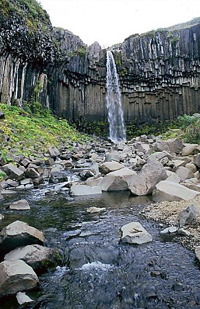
0,104,89,163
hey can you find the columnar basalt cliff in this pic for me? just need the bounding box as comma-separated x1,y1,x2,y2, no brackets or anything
0,0,200,124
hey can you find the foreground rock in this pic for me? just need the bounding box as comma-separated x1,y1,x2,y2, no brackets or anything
153,180,200,202
99,162,124,175
4,244,59,271
86,207,106,213
0,220,44,252
8,199,30,210
120,222,152,245
70,184,102,196
16,292,33,305
2,163,24,180
178,205,199,227
128,158,167,195
0,260,39,297
100,167,136,191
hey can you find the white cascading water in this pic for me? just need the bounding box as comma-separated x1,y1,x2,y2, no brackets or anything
106,50,126,143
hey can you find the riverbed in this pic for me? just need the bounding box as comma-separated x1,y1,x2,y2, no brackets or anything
1,186,200,309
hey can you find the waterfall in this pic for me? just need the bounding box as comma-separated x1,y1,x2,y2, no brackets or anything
106,50,126,143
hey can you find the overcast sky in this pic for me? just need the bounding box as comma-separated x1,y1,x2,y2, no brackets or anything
39,0,200,47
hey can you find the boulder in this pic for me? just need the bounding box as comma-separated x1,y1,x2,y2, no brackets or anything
178,205,199,227
155,138,183,154
100,167,136,191
48,146,60,158
0,260,38,297
70,184,102,196
16,292,33,305
99,162,124,175
25,167,40,179
120,222,152,245
185,163,197,173
2,163,24,180
0,220,44,252
175,166,194,181
9,199,30,210
128,158,167,195
166,171,181,183
152,180,200,202
182,144,199,156
194,154,200,168
4,244,59,271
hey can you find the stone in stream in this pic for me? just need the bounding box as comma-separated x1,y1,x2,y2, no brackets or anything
16,292,33,305
100,167,136,191
87,207,106,213
4,244,60,271
70,184,102,196
128,158,167,196
99,161,124,175
0,220,45,252
178,205,199,227
195,246,200,263
160,226,178,235
0,260,39,297
0,214,4,220
8,199,30,210
120,222,152,245
152,180,200,202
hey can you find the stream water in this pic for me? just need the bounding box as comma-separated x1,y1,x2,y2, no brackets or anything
1,183,200,309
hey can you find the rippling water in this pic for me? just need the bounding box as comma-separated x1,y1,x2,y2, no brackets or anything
1,190,200,308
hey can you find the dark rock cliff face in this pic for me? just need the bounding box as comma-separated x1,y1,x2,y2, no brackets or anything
0,0,200,124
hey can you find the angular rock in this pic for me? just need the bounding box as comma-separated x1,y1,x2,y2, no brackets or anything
25,167,40,179
166,171,181,183
16,292,33,305
100,167,137,192
99,161,124,175
0,220,45,252
48,146,60,158
152,180,200,202
4,244,59,271
128,158,167,195
178,205,199,227
194,154,200,168
120,222,152,245
70,184,102,196
2,163,24,180
182,144,199,156
155,138,183,154
160,226,178,235
0,260,38,297
9,199,30,210
176,166,194,181
185,163,197,173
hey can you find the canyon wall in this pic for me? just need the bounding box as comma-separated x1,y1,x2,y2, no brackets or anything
1,0,200,124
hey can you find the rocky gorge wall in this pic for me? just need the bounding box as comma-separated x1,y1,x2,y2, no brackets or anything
1,0,200,124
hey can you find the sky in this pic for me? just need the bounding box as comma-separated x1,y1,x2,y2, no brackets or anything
39,0,200,47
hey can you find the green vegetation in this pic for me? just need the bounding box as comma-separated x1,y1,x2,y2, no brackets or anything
70,47,87,58
0,103,89,163
163,114,200,143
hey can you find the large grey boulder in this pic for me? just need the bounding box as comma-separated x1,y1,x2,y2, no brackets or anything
152,180,200,202
9,199,30,210
2,163,24,180
70,184,102,196
0,220,44,252
100,167,136,192
48,146,60,158
155,138,183,154
4,244,59,271
128,158,167,196
120,222,152,245
175,166,194,181
0,260,39,297
99,162,124,175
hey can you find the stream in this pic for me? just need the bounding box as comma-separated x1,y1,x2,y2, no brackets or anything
1,183,200,308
